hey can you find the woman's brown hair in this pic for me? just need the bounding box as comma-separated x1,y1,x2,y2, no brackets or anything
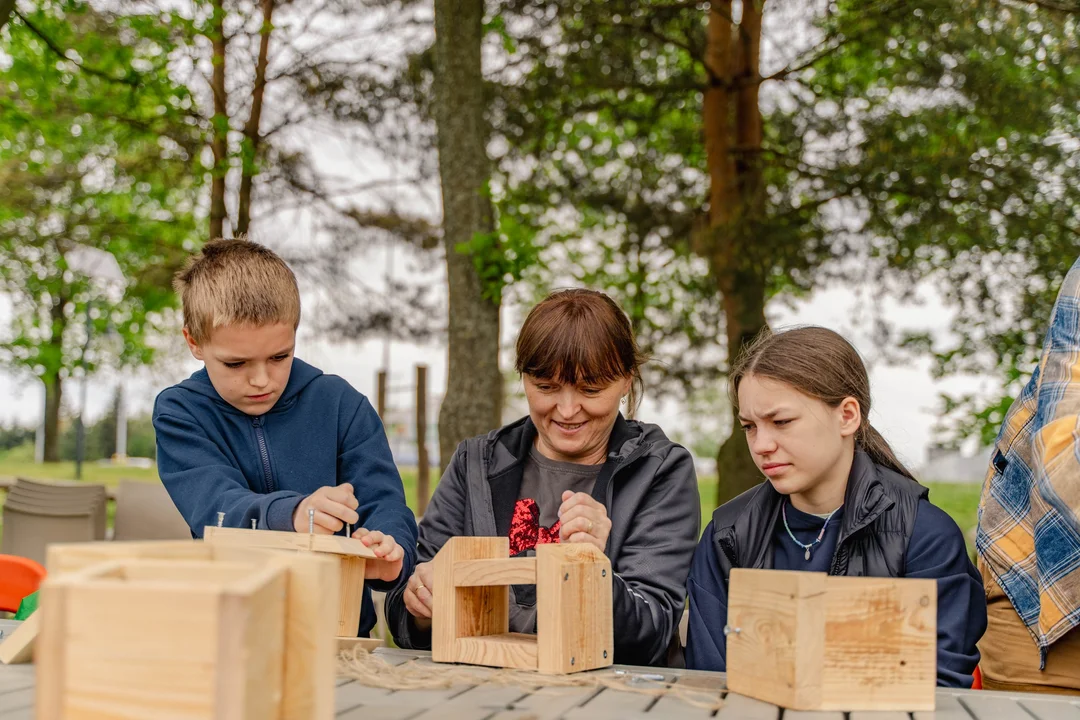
730,326,916,480
515,289,646,414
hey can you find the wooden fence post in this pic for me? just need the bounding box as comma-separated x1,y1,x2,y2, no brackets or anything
376,370,387,419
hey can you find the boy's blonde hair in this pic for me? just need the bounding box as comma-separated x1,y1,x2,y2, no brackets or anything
174,237,301,345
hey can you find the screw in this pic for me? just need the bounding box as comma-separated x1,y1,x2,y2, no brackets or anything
216,512,224,528
563,573,569,581
570,657,575,666
723,625,742,636
251,519,257,530
601,569,607,577
603,650,608,659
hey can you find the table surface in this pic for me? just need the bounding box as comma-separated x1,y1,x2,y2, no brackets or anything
2,623,1079,720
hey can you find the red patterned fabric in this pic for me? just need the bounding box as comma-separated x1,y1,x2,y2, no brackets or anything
509,498,560,556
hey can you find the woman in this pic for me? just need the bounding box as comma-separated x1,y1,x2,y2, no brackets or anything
385,289,701,666
685,326,986,687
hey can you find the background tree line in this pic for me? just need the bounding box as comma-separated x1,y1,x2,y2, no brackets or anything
1,0,1077,506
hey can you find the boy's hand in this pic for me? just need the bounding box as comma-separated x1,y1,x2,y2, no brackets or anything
402,560,435,630
292,483,360,534
353,527,405,582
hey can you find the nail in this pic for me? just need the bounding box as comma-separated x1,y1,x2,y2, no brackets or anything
308,508,315,535
217,512,224,528
251,519,257,530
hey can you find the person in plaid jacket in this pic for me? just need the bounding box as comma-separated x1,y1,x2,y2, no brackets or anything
978,255,1080,694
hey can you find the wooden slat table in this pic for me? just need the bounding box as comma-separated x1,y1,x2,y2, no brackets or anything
1,636,1079,719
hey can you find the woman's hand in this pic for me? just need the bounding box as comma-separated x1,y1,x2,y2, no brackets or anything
402,560,435,630
352,528,405,582
558,491,611,553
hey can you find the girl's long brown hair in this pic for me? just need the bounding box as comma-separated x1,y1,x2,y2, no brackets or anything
730,325,916,480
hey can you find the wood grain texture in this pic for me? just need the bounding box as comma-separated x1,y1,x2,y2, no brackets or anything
0,613,38,665
337,637,385,654
726,569,826,710
46,540,210,575
202,526,379,559
453,558,537,586
536,543,613,674
337,556,367,638
455,632,538,670
432,537,510,664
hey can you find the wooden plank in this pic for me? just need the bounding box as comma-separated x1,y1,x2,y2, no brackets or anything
46,540,210,574
849,713,912,720
648,682,718,719
536,543,613,674
455,633,538,671
0,667,35,695
714,691,780,719
410,683,529,719
338,556,367,637
784,712,846,720
34,570,68,720
432,537,510,664
960,695,1033,720
336,704,425,720
0,687,33,713
454,558,537,587
822,576,936,712
508,685,602,720
726,569,826,710
0,614,39,665
381,685,476,707
1021,699,1080,720
338,637,385,654
203,526,379,559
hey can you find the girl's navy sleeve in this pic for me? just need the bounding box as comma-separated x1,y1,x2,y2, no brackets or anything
684,521,731,672
905,499,987,688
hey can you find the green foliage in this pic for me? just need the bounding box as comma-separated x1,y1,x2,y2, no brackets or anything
0,1,204,385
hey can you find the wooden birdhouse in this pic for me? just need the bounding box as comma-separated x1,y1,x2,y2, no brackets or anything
725,568,937,712
431,537,613,674
36,540,339,720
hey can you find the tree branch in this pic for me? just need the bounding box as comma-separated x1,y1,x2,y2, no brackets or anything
14,10,141,87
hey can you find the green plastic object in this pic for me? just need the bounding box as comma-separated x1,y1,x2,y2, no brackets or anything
13,590,38,621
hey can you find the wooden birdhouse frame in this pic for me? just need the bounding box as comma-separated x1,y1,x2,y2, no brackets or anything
37,541,339,720
202,525,388,649
725,568,937,712
431,537,613,674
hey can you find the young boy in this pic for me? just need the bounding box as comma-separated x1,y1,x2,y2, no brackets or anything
153,237,417,638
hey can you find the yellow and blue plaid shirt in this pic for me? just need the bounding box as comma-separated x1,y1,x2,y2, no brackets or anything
978,255,1080,667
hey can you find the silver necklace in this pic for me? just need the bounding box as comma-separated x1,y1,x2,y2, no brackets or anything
781,501,840,561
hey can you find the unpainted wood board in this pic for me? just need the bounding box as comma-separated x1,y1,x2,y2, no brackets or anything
647,685,719,720
338,555,367,637
456,632,539,671
783,711,846,720
535,543,612,674
277,552,338,720
338,636,385,654
454,558,537,586
382,685,477,707
409,683,529,719
203,526,380,559
508,685,602,720
960,695,1036,720
726,569,826,710
432,537,510,664
0,668,34,695
486,712,545,720
45,540,210,574
822,576,936,712
848,712,913,720
714,691,780,719
0,613,38,665
1021,699,1080,720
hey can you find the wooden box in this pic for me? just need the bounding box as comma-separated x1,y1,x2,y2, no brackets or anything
725,568,937,712
432,537,613,674
36,540,339,720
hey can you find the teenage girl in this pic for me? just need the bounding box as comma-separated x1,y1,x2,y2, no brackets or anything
685,326,986,687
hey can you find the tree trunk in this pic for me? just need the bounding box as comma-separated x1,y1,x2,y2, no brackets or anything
236,0,274,235
704,0,770,506
209,0,230,240
42,371,62,463
0,0,15,33
432,0,502,472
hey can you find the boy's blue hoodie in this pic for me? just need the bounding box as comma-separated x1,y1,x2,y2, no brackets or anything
153,357,417,637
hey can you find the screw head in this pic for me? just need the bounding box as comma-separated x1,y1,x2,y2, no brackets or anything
603,650,608,659
563,573,569,581
570,657,575,665
601,569,607,577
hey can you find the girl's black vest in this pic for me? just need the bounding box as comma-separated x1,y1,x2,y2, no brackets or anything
710,450,928,579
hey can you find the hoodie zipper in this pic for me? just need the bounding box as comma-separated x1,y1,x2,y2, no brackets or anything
251,416,276,493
